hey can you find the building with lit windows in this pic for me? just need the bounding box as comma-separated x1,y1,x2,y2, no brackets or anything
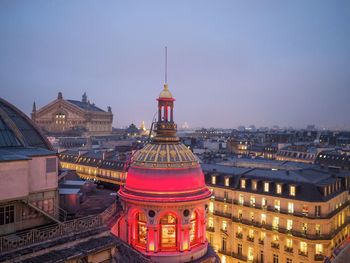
203,162,350,263
31,92,113,136
115,83,217,262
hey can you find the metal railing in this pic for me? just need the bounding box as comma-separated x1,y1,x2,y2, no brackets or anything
0,203,117,254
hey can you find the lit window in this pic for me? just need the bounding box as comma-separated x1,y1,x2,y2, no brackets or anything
262,198,267,208
302,223,307,233
287,219,293,231
209,202,214,213
272,217,279,230
160,214,177,250
208,217,214,228
250,212,254,222
290,185,296,196
248,229,254,238
225,177,230,186
315,244,323,255
288,202,294,214
190,212,198,245
315,224,321,236
299,241,307,254
286,238,293,248
276,184,282,194
261,214,266,225
222,220,227,231
238,210,242,219
239,194,244,205
252,180,257,191
250,196,256,207
274,200,280,211
264,182,269,192
241,179,246,189
136,212,147,248
211,176,216,185
248,247,254,261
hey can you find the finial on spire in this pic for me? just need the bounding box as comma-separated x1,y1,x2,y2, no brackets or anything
165,46,167,84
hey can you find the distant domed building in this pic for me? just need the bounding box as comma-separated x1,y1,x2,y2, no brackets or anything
115,84,212,262
31,92,113,136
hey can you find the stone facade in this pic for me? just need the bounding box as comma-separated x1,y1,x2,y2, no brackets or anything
31,92,113,136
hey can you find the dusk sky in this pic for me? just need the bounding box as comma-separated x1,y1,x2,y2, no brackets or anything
1,1,349,129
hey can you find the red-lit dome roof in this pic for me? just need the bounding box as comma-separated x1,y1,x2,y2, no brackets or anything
119,85,211,203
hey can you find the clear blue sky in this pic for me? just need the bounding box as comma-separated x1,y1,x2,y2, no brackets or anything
1,0,349,129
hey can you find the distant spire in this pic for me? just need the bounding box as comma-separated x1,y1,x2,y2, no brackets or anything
32,101,36,112
165,46,168,84
82,92,87,103
57,92,63,100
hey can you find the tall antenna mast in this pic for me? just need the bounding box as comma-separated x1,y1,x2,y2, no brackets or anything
165,46,167,84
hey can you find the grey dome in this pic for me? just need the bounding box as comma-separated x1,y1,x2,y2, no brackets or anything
0,97,52,150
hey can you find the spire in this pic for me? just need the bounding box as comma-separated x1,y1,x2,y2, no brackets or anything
32,101,36,112
57,92,63,100
165,46,168,84
82,92,87,103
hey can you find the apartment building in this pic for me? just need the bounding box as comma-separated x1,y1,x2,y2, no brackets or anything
203,163,350,263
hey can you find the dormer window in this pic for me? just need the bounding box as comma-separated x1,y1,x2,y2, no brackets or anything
289,185,296,196
252,180,257,191
241,179,246,189
276,184,282,194
264,182,269,192
225,177,230,186
211,175,216,185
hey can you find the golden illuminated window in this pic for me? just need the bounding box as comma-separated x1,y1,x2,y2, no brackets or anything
290,185,296,196
261,214,266,225
211,176,216,185
276,184,282,194
136,212,147,247
287,219,293,230
300,241,307,253
272,217,279,230
250,196,255,207
208,217,214,227
239,194,244,205
224,177,230,186
248,229,254,238
286,238,293,248
190,212,198,245
252,180,257,191
241,179,246,189
315,244,323,254
264,182,269,192
209,202,214,213
160,214,177,250
288,202,294,214
222,220,227,231
274,200,280,211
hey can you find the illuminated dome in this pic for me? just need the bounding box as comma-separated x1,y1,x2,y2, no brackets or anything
116,83,211,262
119,85,211,202
0,97,52,150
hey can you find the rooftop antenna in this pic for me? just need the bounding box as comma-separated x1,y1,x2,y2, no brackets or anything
165,46,167,84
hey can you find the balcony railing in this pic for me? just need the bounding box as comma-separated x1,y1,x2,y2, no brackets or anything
206,226,215,232
228,199,350,220
213,210,232,219
271,242,280,249
236,232,243,239
0,203,118,253
284,246,293,253
258,239,264,245
231,252,247,261
298,250,308,257
247,236,254,242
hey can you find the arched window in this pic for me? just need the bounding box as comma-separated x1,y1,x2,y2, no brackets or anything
160,213,177,250
190,211,198,246
55,112,66,125
136,212,147,248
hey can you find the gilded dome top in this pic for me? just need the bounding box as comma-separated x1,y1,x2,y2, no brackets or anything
132,142,198,169
158,84,173,99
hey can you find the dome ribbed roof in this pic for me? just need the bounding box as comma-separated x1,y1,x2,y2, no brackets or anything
0,97,52,150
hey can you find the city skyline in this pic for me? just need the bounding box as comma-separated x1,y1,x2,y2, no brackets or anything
1,1,350,129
